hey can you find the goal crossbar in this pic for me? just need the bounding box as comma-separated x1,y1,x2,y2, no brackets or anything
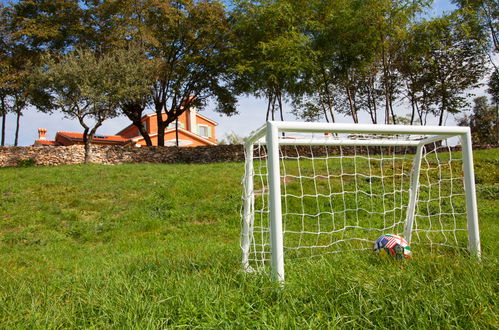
246,122,469,145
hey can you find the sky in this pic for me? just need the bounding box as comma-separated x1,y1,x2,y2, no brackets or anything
2,0,468,146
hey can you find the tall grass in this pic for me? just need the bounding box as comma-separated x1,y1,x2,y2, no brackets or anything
0,150,497,328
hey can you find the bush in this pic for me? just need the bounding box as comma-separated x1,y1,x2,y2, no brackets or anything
16,158,36,167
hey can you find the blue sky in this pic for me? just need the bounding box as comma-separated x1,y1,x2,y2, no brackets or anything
2,0,462,146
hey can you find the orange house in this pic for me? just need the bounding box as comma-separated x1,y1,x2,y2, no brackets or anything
35,108,218,147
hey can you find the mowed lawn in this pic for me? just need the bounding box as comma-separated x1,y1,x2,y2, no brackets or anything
0,150,497,328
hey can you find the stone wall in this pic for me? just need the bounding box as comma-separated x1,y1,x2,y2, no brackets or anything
0,144,497,168
0,145,246,167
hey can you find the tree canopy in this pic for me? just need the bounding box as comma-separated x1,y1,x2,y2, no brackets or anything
0,0,497,148
30,48,126,162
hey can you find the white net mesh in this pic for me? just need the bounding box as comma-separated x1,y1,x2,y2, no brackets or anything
242,131,469,272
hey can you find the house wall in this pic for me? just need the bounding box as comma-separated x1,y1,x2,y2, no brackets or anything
144,112,190,136
196,116,217,144
119,124,140,139
123,111,217,146
135,129,213,147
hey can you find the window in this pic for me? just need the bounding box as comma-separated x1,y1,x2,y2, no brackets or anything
168,121,185,129
198,124,210,138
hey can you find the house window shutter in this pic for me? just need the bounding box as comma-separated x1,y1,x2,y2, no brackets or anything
207,127,212,138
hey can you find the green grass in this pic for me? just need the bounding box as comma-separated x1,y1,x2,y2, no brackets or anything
0,150,497,328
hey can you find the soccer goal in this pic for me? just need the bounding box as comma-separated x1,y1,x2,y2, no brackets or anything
241,121,480,281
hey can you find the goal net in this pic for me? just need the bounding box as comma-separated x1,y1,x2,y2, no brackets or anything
241,122,480,281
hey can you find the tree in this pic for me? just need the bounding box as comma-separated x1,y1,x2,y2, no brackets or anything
232,0,313,123
398,20,437,125
290,0,427,125
2,0,92,146
30,49,122,163
0,3,10,146
1,26,31,146
407,14,489,126
6,0,92,54
452,0,498,54
489,70,499,106
299,0,376,124
142,0,237,146
458,96,498,144
111,44,156,146
218,131,246,145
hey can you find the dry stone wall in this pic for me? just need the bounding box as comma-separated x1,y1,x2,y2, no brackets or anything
0,145,246,167
0,144,497,168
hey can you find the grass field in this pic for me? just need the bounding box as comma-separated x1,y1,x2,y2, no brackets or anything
0,149,497,328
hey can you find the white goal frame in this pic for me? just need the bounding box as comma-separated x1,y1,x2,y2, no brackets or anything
241,121,480,281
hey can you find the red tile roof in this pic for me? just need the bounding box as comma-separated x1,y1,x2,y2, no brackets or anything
57,132,130,143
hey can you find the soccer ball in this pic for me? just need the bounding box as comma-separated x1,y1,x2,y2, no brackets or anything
373,234,412,259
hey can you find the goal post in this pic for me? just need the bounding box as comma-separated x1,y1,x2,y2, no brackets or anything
241,121,480,281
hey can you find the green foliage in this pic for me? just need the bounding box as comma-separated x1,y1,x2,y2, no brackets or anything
218,131,246,145
6,0,90,52
458,96,498,144
289,0,431,124
2,0,496,129
15,158,36,168
101,0,238,146
452,0,498,52
232,0,314,120
415,13,489,125
489,70,499,105
29,47,155,162
0,150,497,327
106,44,156,145
138,0,238,146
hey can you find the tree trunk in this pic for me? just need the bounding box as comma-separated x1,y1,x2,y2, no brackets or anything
482,3,498,52
328,106,335,123
319,97,330,123
1,112,5,146
271,94,276,121
122,102,153,146
380,34,391,124
155,103,165,146
389,97,397,125
175,117,179,147
84,141,91,164
320,68,336,123
14,109,20,146
1,96,6,146
495,103,498,143
438,108,445,126
366,84,377,124
134,121,153,146
277,91,284,121
410,98,416,126
409,86,417,125
345,85,359,124
266,93,272,121
82,128,91,164
438,88,447,126
81,120,103,164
